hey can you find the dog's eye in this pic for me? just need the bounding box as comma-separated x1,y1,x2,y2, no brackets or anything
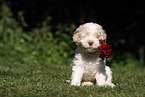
80,35,85,39
96,36,99,38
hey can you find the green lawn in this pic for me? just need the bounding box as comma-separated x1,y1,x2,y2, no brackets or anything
0,63,144,97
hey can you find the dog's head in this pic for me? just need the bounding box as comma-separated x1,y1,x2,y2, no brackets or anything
73,23,106,52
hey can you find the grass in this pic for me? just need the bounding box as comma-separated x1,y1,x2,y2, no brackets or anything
0,63,144,97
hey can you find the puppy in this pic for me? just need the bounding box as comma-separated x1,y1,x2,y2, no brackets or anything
70,23,115,87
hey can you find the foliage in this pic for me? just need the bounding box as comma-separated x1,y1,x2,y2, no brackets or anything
0,2,144,67
106,47,144,68
0,63,145,96
0,2,76,65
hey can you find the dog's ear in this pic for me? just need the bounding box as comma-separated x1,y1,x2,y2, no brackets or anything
73,32,80,45
102,30,107,40
103,33,107,40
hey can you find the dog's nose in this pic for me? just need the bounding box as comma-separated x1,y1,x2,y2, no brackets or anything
88,41,94,46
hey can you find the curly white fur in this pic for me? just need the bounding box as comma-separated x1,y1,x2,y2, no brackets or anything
70,23,115,87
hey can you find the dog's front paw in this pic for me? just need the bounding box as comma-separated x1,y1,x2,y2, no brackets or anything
106,83,115,88
82,82,94,86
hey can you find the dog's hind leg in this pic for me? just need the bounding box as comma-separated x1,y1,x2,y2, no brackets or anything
105,66,115,87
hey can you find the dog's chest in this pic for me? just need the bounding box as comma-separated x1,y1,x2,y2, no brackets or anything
82,54,103,73
73,51,105,73
81,57,103,81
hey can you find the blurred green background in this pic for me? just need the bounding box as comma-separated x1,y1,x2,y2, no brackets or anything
0,0,144,68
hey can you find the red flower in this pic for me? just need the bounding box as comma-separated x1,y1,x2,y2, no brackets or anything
99,40,111,60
